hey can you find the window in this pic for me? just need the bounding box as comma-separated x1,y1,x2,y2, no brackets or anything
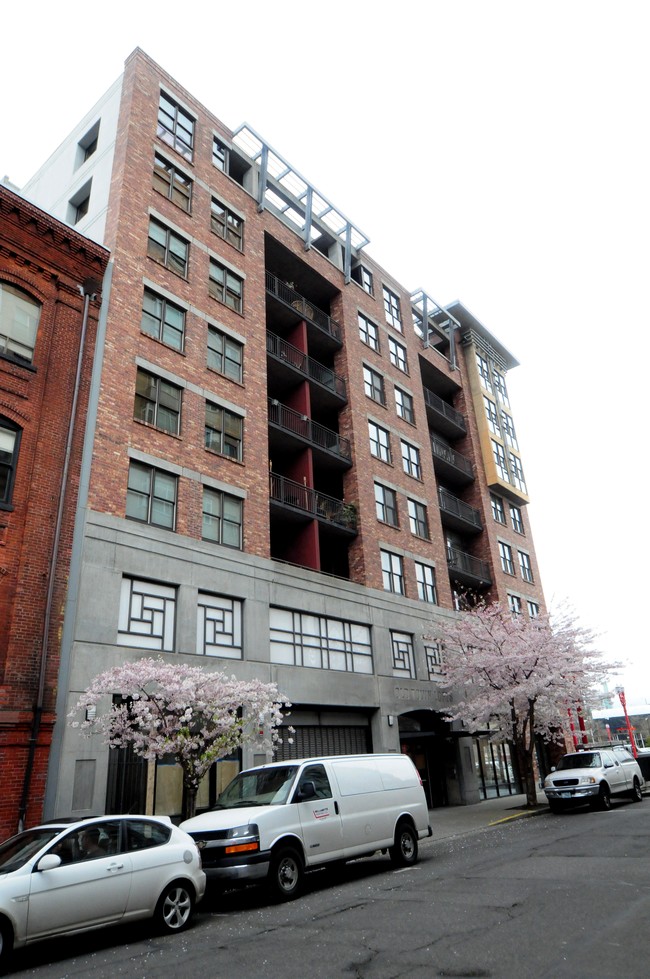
157,92,194,161
510,504,524,534
381,550,404,594
70,185,91,224
202,487,242,548
207,324,243,382
374,482,398,526
153,154,192,211
508,594,522,615
76,120,100,166
484,395,499,435
425,642,443,678
518,550,534,583
391,631,415,679
197,593,242,658
408,499,430,539
147,218,189,277
358,312,380,351
492,440,509,481
527,600,540,618
141,288,185,351
126,462,177,529
0,419,20,506
0,282,41,363
383,286,402,331
415,562,438,604
502,413,518,449
213,135,229,171
476,352,492,390
510,453,527,493
209,258,243,313
491,494,506,524
492,370,510,405
211,197,244,250
395,387,414,424
363,365,385,405
270,607,373,674
369,421,391,463
401,440,421,479
118,577,176,650
205,401,243,460
134,368,181,435
388,335,408,373
499,541,515,575
352,263,373,295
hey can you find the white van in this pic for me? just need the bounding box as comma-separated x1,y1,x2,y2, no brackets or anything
180,754,432,899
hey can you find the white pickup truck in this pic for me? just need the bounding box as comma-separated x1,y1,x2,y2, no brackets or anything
543,747,644,813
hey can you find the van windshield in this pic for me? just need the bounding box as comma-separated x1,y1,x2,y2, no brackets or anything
212,766,299,809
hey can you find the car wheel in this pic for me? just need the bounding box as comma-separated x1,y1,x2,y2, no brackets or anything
596,784,612,811
155,882,195,933
0,918,14,972
268,846,303,901
630,778,643,803
389,821,418,866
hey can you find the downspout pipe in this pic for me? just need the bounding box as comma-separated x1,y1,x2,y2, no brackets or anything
17,278,100,832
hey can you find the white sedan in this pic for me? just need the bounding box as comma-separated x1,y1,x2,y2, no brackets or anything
0,815,206,969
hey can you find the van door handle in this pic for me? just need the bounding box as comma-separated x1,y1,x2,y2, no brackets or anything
334,801,339,815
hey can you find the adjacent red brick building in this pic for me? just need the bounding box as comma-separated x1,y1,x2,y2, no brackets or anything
0,184,108,836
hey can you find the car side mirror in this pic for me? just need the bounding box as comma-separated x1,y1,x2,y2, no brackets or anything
296,780,317,801
36,853,62,872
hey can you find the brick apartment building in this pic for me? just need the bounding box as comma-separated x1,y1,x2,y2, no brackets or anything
19,48,546,821
0,185,108,836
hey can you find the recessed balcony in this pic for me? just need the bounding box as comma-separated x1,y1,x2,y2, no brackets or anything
430,434,474,485
446,546,491,588
268,399,352,469
265,270,342,354
438,487,482,534
269,473,357,534
267,332,346,409
423,387,466,439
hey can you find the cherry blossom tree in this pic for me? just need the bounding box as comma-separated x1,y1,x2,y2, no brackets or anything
70,658,291,819
425,603,617,807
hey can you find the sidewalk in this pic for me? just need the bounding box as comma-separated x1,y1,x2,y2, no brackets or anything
425,793,548,844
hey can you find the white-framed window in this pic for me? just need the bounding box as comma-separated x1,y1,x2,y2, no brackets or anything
484,395,499,435
0,418,21,506
492,369,510,406
196,593,242,658
401,440,421,479
502,412,518,449
358,311,380,351
383,286,402,331
408,498,429,539
415,562,438,604
476,352,491,390
388,335,408,373
510,453,527,493
0,281,42,363
391,631,415,679
141,288,185,351
527,600,540,618
375,482,398,526
126,462,177,530
381,550,405,594
492,439,509,481
394,387,415,424
270,608,373,674
202,487,243,549
369,421,391,463
364,365,386,405
118,577,176,651
508,594,522,615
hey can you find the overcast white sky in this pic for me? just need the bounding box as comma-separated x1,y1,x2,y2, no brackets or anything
3,1,649,700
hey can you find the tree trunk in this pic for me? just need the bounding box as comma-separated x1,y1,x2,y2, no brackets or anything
183,784,198,821
514,738,538,808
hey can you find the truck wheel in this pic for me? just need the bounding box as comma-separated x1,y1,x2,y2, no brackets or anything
548,800,564,814
630,778,643,802
595,785,612,811
269,846,303,901
389,821,418,866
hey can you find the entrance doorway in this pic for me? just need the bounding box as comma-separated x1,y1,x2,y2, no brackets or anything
398,710,454,808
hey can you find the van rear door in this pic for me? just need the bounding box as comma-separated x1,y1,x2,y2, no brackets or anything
292,763,344,865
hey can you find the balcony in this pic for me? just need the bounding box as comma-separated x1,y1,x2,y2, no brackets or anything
430,435,474,485
267,332,346,409
268,399,352,468
438,487,482,534
265,271,342,352
423,387,466,439
269,473,357,533
447,546,491,588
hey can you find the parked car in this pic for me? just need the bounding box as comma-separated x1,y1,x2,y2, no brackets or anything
543,748,644,813
0,815,206,970
181,753,432,900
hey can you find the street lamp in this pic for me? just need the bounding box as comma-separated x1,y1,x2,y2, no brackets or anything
615,686,637,758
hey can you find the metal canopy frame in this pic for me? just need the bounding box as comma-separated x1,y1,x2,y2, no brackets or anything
232,124,369,282
410,289,461,371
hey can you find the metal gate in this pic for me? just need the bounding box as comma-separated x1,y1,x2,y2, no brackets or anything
274,724,371,760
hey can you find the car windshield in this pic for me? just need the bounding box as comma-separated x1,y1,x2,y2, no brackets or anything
0,827,62,874
212,766,299,809
556,753,601,770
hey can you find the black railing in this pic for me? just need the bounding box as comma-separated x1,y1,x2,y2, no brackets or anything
268,399,352,461
447,545,491,583
438,487,482,530
269,473,357,530
267,332,346,399
430,434,474,478
265,271,342,342
423,387,466,433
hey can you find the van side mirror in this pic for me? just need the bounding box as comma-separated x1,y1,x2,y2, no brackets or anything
296,780,317,801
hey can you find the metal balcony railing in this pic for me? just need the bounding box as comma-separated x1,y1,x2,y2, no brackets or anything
446,545,491,584
265,271,342,342
430,435,473,478
268,399,352,462
438,487,482,531
422,387,466,434
266,332,346,399
269,473,357,530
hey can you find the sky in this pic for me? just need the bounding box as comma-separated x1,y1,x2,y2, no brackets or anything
3,1,649,700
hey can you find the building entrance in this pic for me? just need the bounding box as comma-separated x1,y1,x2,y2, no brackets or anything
398,710,456,808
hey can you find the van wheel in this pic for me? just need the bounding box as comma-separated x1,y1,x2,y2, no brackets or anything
390,822,418,866
269,846,303,901
0,917,14,973
630,778,643,802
